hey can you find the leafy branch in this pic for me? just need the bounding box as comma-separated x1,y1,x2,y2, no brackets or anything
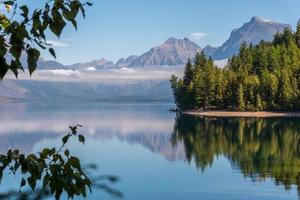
0,125,93,200
0,0,92,79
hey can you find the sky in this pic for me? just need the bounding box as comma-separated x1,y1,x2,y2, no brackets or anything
26,0,300,65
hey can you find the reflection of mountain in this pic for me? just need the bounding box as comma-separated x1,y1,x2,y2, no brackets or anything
0,104,186,161
172,114,300,196
118,134,185,161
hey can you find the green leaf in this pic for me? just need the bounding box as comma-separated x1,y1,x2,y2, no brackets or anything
3,1,15,6
69,126,77,135
0,36,8,56
11,149,19,159
70,1,80,17
32,10,42,31
19,154,25,163
78,135,85,144
43,173,50,188
27,48,40,75
10,45,22,60
20,5,29,20
49,48,56,59
64,149,70,157
10,59,22,78
71,19,77,30
20,178,26,188
0,57,8,80
40,148,51,159
69,156,80,169
27,176,36,191
50,10,66,37
62,135,69,144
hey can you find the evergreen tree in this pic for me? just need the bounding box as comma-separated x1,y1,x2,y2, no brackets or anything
296,22,300,48
256,94,263,111
183,59,194,86
238,84,245,111
194,52,207,72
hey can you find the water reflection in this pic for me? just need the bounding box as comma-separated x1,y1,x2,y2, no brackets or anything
172,114,300,196
0,103,299,199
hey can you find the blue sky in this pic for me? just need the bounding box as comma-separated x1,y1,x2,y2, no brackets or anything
36,0,300,64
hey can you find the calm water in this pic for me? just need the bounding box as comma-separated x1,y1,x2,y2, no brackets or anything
0,103,299,200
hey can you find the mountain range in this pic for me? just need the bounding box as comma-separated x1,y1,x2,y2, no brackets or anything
57,16,291,69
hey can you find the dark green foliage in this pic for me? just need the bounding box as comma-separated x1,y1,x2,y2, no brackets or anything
0,125,122,200
0,125,91,200
171,25,300,111
172,115,300,195
0,0,92,80
0,125,88,200
237,84,245,111
296,22,300,48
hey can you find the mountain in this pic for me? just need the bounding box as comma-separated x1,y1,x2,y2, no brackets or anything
116,55,138,67
7,53,67,70
68,58,116,70
204,16,292,60
37,59,67,70
202,45,217,56
129,37,201,67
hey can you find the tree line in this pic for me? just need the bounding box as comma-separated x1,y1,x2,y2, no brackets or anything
171,23,300,111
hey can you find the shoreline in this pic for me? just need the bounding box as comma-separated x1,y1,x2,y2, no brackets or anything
183,110,300,118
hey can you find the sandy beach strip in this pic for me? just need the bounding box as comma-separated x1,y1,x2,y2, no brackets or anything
183,110,300,118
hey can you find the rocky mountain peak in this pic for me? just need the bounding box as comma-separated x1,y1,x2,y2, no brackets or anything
249,16,277,24
128,38,201,67
205,16,291,60
164,37,178,44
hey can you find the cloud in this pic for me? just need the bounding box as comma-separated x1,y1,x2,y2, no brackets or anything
47,40,68,47
8,67,183,83
86,67,97,71
44,69,80,76
190,32,207,41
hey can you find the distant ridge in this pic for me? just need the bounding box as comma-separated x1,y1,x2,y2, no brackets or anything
116,55,139,67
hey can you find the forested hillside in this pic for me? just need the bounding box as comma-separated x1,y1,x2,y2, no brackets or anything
170,23,300,111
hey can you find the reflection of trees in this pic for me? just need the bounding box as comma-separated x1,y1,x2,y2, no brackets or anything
172,114,300,195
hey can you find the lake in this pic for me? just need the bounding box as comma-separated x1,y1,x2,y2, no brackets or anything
0,103,299,200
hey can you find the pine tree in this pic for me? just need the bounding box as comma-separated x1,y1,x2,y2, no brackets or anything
194,52,207,71
256,94,263,111
238,84,245,111
170,75,179,107
193,74,204,109
296,21,300,48
183,59,194,86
